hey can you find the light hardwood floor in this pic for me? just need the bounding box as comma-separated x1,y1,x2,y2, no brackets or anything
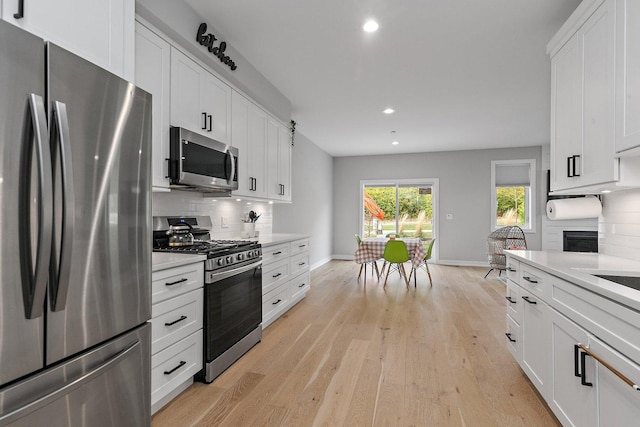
152,260,560,427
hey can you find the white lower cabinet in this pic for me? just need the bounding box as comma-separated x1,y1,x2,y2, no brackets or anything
261,237,311,328
151,260,204,414
550,310,596,427
506,254,640,426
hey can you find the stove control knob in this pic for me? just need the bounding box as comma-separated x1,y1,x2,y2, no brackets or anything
226,256,232,263
217,258,224,266
237,253,244,261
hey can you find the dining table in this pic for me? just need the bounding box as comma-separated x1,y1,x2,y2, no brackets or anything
354,237,427,270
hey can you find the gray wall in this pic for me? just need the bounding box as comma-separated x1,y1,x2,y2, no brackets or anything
136,0,291,122
333,146,543,265
273,133,333,268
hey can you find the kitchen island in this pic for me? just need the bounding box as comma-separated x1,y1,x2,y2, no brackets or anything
504,250,640,426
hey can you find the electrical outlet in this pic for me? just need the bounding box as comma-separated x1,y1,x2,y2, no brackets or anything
221,216,229,228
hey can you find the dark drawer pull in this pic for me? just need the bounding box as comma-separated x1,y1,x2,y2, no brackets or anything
505,333,516,343
523,276,538,284
522,296,537,304
165,278,188,286
272,299,282,305
299,244,306,248
164,315,187,326
506,267,516,272
164,361,186,375
273,273,282,278
273,251,282,255
505,296,516,304
299,283,306,288
298,262,306,266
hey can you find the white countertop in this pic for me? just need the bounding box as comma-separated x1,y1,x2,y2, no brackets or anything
243,233,310,247
506,250,640,312
152,252,206,272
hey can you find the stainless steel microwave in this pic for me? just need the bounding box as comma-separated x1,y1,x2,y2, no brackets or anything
169,127,238,194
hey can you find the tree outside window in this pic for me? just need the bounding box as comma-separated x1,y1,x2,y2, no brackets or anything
491,159,535,232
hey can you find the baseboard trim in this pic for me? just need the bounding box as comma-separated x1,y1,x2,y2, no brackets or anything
437,259,490,268
310,257,332,271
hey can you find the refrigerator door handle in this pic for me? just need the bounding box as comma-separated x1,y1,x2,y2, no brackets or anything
49,101,75,311
0,340,140,425
19,93,53,319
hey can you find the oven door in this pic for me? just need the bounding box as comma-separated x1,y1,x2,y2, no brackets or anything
204,260,262,362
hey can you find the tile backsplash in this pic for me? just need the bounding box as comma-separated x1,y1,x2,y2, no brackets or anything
599,188,640,261
152,191,273,239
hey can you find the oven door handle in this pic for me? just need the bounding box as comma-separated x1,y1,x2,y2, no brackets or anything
208,260,262,283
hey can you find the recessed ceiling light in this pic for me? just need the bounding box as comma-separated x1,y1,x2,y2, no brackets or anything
383,108,395,114
392,141,399,145
363,20,379,33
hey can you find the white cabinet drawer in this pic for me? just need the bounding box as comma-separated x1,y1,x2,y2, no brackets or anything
262,258,289,294
151,288,203,355
506,314,521,362
520,264,551,301
506,280,522,325
506,258,520,284
262,243,290,265
151,330,203,407
289,253,310,278
152,262,204,303
290,238,310,256
262,284,290,327
290,271,310,303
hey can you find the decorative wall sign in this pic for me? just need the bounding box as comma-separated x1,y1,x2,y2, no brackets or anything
196,23,238,71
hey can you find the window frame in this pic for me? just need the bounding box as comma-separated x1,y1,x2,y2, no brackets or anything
491,159,536,233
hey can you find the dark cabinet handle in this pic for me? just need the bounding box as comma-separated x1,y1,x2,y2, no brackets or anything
272,299,282,305
506,267,516,272
273,273,282,278
523,276,538,284
164,315,187,326
574,344,582,378
164,360,187,375
580,351,593,387
273,251,282,255
299,244,306,248
13,0,24,19
202,112,207,130
207,114,212,132
522,296,537,304
299,283,306,288
505,333,516,343
567,156,573,177
573,155,581,177
505,296,516,304
165,278,188,286
298,262,306,266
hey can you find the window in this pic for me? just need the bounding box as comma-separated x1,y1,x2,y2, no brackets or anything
491,160,536,232
360,179,438,247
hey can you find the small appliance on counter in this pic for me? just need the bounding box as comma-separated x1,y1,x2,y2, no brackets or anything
153,216,263,383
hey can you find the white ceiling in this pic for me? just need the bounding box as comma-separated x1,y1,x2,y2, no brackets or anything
185,0,582,157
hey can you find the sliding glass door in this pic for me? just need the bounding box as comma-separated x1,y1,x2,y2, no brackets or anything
362,181,435,246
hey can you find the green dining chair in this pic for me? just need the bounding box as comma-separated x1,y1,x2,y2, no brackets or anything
382,240,411,288
410,239,436,287
355,234,379,282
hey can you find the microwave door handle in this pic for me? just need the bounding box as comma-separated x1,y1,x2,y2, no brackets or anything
19,94,53,319
179,139,184,179
226,147,236,183
49,101,74,311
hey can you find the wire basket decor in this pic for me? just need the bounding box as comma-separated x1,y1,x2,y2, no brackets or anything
486,226,527,272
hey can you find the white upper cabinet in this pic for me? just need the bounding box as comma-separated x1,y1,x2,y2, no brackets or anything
549,0,616,193
231,91,267,198
135,22,171,190
170,48,231,143
267,119,292,202
1,0,134,80
615,0,640,154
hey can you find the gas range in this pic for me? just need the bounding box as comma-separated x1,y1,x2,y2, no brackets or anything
152,216,262,273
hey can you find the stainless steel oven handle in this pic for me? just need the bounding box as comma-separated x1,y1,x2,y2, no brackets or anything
207,260,262,283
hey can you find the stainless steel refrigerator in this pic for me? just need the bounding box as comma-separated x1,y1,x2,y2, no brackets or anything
0,20,152,426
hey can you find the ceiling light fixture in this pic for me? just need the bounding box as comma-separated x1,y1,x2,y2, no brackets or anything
363,20,379,33
383,108,395,114
392,141,399,145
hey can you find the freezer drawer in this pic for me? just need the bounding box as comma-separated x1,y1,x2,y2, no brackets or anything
0,324,150,427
